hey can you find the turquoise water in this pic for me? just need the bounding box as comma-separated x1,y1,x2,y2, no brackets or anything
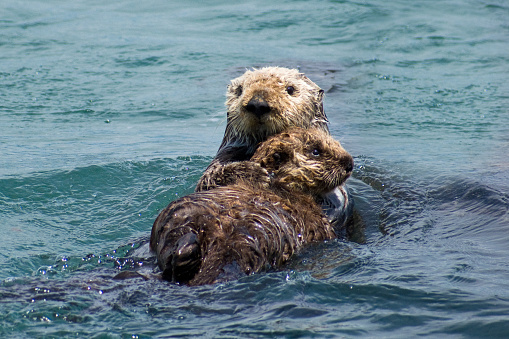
1,0,508,337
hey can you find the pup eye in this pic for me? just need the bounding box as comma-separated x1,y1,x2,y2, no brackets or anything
311,149,320,157
273,152,281,162
235,85,243,96
286,86,295,95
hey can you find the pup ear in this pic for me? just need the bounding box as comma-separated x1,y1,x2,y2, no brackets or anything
267,147,290,170
256,141,293,171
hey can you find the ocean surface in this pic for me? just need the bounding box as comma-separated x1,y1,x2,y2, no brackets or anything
1,0,508,337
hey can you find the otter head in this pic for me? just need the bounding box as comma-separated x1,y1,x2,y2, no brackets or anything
251,127,354,199
222,67,329,151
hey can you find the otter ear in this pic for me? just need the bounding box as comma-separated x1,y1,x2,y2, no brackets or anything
262,148,290,172
314,90,329,126
317,89,324,102
227,82,243,97
274,148,291,164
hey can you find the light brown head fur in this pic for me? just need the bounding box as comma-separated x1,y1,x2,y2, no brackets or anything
221,67,329,153
251,127,353,199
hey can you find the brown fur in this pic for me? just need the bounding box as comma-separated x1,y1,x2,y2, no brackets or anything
196,67,329,191
150,128,353,285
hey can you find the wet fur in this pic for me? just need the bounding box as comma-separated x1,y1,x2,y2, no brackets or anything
150,128,353,286
196,67,329,191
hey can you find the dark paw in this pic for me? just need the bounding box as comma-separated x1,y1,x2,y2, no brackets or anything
162,233,202,283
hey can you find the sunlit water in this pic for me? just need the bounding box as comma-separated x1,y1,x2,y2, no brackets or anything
1,0,508,337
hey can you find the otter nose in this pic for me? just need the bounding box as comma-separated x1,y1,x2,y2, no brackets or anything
245,95,271,117
342,156,354,173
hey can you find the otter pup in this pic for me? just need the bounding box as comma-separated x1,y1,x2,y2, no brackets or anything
151,128,354,285
195,67,353,231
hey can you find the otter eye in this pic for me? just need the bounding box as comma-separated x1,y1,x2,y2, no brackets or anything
311,149,320,157
273,152,281,162
286,86,295,95
235,85,243,96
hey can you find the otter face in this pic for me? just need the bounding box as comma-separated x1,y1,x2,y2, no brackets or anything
251,128,354,198
223,67,328,148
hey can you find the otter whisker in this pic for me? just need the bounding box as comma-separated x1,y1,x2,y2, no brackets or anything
153,67,356,285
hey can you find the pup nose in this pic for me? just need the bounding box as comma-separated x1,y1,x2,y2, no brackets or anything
245,95,271,117
342,156,354,173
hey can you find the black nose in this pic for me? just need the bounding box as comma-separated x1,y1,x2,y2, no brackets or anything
245,95,271,117
342,156,354,173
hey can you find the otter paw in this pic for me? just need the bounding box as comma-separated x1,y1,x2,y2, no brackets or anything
196,161,270,191
223,162,270,187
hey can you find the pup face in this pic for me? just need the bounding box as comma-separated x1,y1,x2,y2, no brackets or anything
223,67,328,147
251,127,354,197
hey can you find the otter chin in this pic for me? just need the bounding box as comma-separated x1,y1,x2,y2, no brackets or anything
151,128,353,286
195,67,354,236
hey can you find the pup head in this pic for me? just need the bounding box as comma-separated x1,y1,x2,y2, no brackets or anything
251,127,353,198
